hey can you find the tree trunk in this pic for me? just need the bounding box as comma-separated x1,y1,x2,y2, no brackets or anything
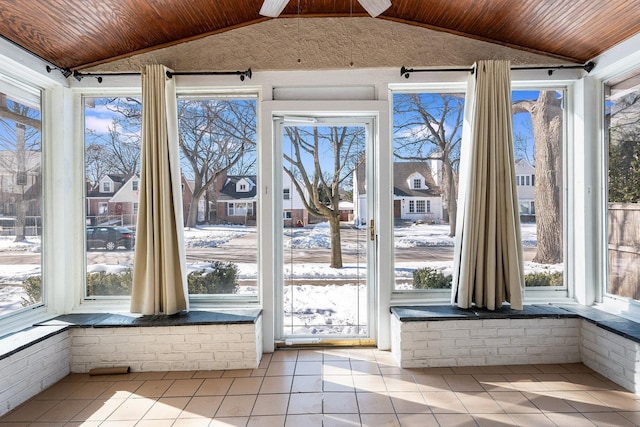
328,213,343,269
530,92,563,263
14,123,26,242
443,158,457,237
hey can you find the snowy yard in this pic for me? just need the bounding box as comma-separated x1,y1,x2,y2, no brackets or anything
0,222,561,320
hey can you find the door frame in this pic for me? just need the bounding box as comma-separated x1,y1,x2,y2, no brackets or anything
259,100,392,352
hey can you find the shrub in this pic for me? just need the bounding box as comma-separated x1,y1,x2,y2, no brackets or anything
86,270,132,296
188,261,239,294
525,271,563,287
21,275,42,306
412,267,452,289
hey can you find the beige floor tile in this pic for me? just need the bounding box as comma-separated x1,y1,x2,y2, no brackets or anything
228,377,264,395
101,420,137,427
106,397,156,421
287,392,323,414
252,368,268,377
163,378,205,397
66,381,116,399
323,413,361,427
65,421,102,427
473,374,511,392
323,374,355,392
136,419,175,427
504,365,542,374
488,391,541,413
173,418,214,426
422,391,468,413
70,397,125,422
195,377,234,396
412,374,451,392
587,390,640,411
349,348,378,361
544,412,597,426
507,413,555,426
549,390,612,412
321,348,352,361
222,369,255,378
193,369,224,379
323,392,359,413
216,394,257,417
135,372,168,380
352,374,387,392
164,371,197,379
266,362,296,376
322,360,352,376
350,360,381,375
295,361,322,376
619,411,640,425
284,413,323,426
582,411,637,426
384,374,420,393
479,365,514,375
0,399,59,422
252,393,290,416
434,413,478,426
389,391,430,414
452,366,485,375
523,392,578,412
135,379,175,398
297,350,324,361
35,399,93,422
473,412,517,426
34,380,84,400
260,376,293,394
533,364,572,374
271,350,298,362
211,416,250,426
291,375,322,392
142,396,189,419
444,374,486,392
397,413,439,427
356,392,395,414
456,392,504,414
360,412,399,426
247,414,287,427
180,395,224,418
99,380,145,399
504,374,549,392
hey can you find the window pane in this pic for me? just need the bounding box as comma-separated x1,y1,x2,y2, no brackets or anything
513,90,564,288
606,70,640,300
177,97,257,298
392,90,564,293
84,96,141,297
0,80,42,316
392,92,463,291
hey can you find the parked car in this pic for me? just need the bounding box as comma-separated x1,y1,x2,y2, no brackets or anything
86,226,135,251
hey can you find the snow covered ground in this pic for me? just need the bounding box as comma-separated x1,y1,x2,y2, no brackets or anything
0,222,561,325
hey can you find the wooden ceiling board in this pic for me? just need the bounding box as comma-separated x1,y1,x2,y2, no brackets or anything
0,0,638,70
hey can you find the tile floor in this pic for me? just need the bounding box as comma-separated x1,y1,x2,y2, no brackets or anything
2,348,640,426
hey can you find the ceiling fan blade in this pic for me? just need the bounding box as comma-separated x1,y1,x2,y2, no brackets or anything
259,0,289,17
259,0,390,18
358,0,391,17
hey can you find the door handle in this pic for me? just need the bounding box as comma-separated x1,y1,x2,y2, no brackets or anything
370,219,375,241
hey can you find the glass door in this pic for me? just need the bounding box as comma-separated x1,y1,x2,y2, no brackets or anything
276,116,375,342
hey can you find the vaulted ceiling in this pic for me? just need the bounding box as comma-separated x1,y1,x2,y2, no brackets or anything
0,0,639,71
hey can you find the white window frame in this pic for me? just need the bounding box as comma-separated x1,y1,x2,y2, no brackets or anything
412,178,421,189
98,202,108,215
416,200,426,213
102,181,111,192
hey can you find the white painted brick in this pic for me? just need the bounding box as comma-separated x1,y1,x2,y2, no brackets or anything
470,328,498,337
524,327,551,336
482,319,511,328
413,348,442,358
497,328,524,337
482,337,510,346
410,331,442,341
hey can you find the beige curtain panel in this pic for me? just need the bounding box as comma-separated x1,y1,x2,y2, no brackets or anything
452,60,525,310
131,64,189,315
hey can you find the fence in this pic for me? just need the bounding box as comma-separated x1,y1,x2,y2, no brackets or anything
608,203,640,299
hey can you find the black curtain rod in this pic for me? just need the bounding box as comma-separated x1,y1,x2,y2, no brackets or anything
46,67,252,83
400,61,595,78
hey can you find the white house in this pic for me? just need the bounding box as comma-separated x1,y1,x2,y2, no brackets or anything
515,158,536,216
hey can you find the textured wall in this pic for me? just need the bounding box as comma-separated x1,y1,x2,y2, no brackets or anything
87,18,562,73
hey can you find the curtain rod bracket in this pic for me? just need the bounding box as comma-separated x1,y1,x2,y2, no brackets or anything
45,65,72,79
400,61,596,79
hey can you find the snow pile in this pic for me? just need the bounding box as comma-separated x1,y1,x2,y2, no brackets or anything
184,225,250,248
285,222,331,249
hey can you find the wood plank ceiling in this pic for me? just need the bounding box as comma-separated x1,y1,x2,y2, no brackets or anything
0,0,638,70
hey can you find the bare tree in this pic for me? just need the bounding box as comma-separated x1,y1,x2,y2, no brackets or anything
0,94,41,242
393,93,464,236
178,99,256,227
513,91,563,263
284,125,365,268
